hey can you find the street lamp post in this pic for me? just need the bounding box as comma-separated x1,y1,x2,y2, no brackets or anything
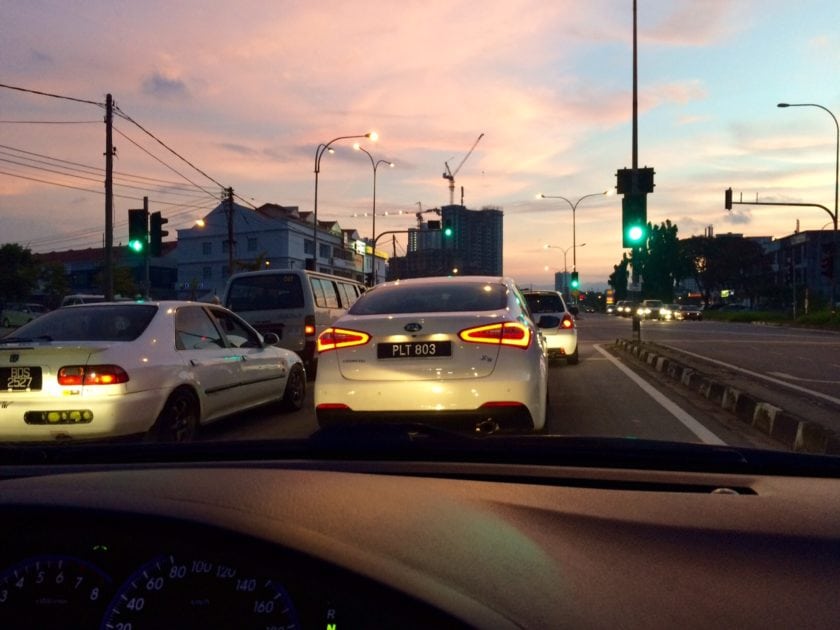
354,144,394,284
778,102,839,310
312,131,378,271
538,191,609,271
545,243,586,300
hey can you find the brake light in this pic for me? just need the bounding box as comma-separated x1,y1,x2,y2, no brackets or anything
317,327,371,352
458,322,531,348
304,314,316,337
58,365,129,386
561,313,575,329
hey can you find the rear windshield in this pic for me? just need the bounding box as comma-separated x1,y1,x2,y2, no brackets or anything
523,293,565,313
226,274,304,311
349,282,508,315
4,304,157,342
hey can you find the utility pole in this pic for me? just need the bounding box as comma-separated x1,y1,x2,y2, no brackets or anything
104,94,114,301
225,187,235,275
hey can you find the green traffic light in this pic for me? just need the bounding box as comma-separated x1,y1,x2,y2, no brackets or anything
444,227,453,237
626,225,645,243
129,239,144,253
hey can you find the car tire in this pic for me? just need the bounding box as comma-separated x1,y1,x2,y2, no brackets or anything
566,347,579,365
150,388,199,443
280,364,306,411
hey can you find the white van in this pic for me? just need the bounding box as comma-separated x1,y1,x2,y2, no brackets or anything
222,269,365,375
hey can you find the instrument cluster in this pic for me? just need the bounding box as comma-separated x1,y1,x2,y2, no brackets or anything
0,507,459,629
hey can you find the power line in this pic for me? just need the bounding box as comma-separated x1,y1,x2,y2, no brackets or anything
113,105,226,192
112,125,221,200
0,82,105,107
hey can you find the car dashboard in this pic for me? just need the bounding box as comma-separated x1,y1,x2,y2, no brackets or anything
1,448,840,629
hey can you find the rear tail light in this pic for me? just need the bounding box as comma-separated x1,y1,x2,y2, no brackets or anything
304,314,317,337
317,327,371,352
561,313,575,329
458,322,531,348
58,365,129,386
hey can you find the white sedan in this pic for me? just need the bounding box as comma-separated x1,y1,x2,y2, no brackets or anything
0,301,305,442
314,276,550,434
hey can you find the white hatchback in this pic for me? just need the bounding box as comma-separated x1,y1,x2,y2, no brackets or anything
314,276,550,434
521,290,579,365
0,301,305,442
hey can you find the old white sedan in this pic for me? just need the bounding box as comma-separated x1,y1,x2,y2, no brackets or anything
0,301,305,442
314,276,550,434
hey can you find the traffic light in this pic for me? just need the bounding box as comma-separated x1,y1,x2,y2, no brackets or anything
149,211,169,257
442,219,453,238
621,194,647,247
570,271,580,290
725,187,733,211
127,209,148,253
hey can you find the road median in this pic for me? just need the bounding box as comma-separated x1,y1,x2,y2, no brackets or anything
612,338,840,455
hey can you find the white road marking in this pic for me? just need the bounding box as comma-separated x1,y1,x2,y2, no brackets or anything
594,344,727,446
768,371,840,385
661,345,840,407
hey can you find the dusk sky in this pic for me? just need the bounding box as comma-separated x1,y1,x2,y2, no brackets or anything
2,0,839,289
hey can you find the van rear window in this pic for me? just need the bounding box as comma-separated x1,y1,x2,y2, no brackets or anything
226,274,304,311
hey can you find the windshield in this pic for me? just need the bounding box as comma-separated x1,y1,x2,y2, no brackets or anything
1,1,839,464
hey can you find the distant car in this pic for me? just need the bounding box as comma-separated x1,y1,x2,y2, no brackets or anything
615,300,638,317
606,303,616,315
659,304,680,320
0,301,305,442
1,303,47,328
522,289,579,365
637,299,664,320
314,276,550,434
674,304,703,320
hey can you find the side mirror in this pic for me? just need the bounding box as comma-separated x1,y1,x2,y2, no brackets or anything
537,315,561,328
569,306,579,316
262,332,280,346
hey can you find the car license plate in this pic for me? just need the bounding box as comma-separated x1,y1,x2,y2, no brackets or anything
0,366,42,391
377,341,451,359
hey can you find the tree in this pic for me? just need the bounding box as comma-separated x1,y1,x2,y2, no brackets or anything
680,234,769,306
631,220,691,301
0,244,40,303
608,253,630,300
38,261,70,309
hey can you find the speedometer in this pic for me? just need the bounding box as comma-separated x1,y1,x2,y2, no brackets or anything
0,554,113,628
102,554,300,629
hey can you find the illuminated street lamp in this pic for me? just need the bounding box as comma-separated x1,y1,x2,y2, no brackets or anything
537,191,610,271
354,143,394,283
545,243,586,300
312,131,378,270
778,103,839,309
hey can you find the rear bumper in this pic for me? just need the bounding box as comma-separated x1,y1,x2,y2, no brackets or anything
315,372,545,432
541,331,577,355
316,407,536,434
0,389,165,442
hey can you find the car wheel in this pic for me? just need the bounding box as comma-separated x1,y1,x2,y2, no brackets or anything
566,347,579,365
280,364,306,411
150,389,199,443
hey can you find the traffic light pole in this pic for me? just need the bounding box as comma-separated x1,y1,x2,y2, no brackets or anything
726,192,837,310
143,196,150,299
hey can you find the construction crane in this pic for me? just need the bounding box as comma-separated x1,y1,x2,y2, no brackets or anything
442,133,484,205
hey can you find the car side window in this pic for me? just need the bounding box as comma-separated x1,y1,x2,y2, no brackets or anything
310,278,327,307
175,307,225,350
208,309,261,348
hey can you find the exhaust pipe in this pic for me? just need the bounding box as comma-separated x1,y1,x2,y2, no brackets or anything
474,418,500,435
